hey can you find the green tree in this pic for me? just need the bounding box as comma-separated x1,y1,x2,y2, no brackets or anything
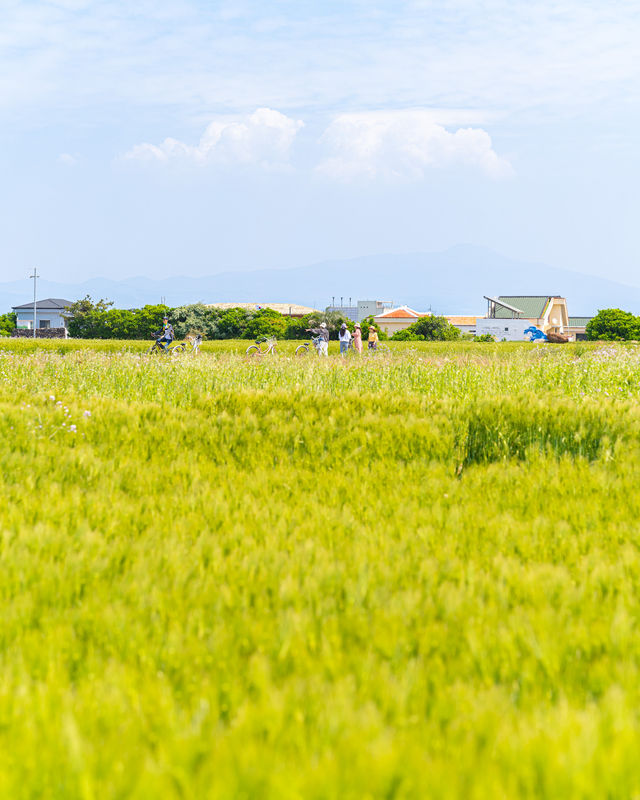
65,296,114,338
244,308,289,340
360,315,388,341
132,305,171,339
0,311,16,337
284,310,353,340
217,308,252,339
392,315,460,341
170,304,223,339
586,309,640,341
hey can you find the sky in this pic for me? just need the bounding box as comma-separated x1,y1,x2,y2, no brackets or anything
1,0,639,285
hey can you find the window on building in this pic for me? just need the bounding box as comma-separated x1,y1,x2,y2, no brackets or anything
39,319,51,329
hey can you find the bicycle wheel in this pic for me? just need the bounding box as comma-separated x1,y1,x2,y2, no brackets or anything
147,342,160,355
295,344,309,356
170,343,187,356
246,345,263,358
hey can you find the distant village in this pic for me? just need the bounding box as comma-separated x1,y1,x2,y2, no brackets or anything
7,295,593,341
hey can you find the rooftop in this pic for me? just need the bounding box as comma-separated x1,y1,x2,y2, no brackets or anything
445,316,481,325
374,305,424,319
12,298,73,311
492,296,561,319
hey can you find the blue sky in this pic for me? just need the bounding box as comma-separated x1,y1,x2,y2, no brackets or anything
1,0,639,284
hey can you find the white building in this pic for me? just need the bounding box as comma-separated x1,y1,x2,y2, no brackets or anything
12,298,72,331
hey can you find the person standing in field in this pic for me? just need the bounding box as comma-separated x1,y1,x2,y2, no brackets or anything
338,323,352,357
353,322,362,354
307,321,330,356
368,325,379,351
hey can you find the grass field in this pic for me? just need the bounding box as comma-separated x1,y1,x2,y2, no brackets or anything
2,340,640,798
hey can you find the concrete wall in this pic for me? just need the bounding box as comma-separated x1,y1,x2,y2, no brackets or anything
475,318,531,341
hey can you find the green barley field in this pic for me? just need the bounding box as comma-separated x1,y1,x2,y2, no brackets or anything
2,339,640,798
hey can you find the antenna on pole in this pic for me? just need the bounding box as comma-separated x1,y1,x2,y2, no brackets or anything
30,267,39,339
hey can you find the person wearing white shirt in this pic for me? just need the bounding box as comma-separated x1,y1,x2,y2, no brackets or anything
338,323,352,357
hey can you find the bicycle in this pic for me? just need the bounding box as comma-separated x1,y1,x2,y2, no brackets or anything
246,336,277,358
169,334,203,356
147,334,182,356
295,335,322,356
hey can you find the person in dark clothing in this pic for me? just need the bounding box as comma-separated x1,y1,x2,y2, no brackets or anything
307,321,329,356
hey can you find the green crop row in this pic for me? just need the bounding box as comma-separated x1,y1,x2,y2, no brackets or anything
1,344,640,798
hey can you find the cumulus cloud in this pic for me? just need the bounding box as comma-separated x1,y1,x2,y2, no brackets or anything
125,108,303,167
317,110,513,180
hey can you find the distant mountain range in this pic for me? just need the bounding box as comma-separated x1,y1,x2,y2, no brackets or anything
2,245,640,317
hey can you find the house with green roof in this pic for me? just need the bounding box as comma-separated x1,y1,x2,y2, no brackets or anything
486,296,569,332
483,296,592,340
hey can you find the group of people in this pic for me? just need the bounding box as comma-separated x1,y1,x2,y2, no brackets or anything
155,315,380,357
308,321,379,357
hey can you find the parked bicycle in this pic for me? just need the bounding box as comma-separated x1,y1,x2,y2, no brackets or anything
169,334,202,356
295,335,322,356
246,336,277,358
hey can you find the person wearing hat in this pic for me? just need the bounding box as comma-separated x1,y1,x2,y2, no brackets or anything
368,325,379,351
306,320,330,356
156,315,175,352
353,322,363,354
338,322,352,357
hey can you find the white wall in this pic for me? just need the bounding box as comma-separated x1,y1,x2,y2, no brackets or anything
475,318,532,341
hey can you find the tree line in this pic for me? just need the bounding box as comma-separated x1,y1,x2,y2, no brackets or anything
3,298,630,341
62,297,385,340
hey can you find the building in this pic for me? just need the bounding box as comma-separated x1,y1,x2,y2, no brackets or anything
484,296,569,334
445,316,481,335
373,306,425,336
475,317,533,341
478,296,594,341
12,298,72,331
567,317,593,340
326,304,358,322
357,300,394,322
206,302,319,318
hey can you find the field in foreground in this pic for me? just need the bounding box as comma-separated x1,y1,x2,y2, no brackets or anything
1,341,640,798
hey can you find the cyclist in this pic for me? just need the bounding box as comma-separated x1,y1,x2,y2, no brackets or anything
307,321,329,356
156,316,175,352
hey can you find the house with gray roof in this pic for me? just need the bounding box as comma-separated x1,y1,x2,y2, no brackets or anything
11,298,73,332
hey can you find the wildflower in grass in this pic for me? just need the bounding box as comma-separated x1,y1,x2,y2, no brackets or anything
69,424,77,433
83,410,91,417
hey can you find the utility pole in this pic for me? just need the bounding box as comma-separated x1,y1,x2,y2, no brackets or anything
30,267,39,339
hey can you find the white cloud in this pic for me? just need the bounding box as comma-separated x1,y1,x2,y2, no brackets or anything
57,153,78,165
317,110,512,180
124,108,303,167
